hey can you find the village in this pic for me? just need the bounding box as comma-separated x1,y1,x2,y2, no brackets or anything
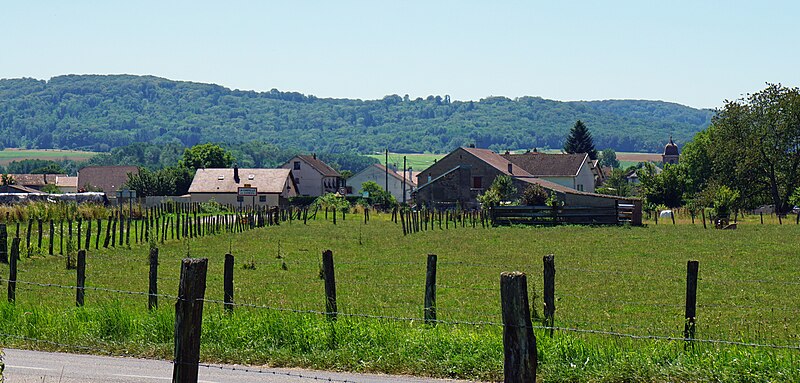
0,137,689,228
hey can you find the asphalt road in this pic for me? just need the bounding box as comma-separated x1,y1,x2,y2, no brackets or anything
3,349,477,383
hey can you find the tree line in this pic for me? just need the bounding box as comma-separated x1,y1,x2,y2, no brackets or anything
627,84,800,215
0,74,714,154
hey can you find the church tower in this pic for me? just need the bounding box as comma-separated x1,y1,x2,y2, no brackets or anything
662,136,679,165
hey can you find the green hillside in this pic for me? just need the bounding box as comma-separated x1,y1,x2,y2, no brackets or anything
0,75,714,154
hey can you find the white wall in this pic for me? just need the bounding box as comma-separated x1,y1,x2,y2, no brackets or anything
347,165,413,202
281,157,324,196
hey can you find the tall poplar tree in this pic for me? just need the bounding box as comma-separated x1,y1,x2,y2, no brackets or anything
563,120,598,160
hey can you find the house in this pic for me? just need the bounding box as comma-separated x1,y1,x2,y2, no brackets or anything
77,166,139,197
501,152,597,193
55,176,78,193
188,167,298,207
6,174,64,191
346,163,416,203
280,154,342,197
415,146,639,216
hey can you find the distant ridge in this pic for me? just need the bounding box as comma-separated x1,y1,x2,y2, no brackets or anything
0,74,714,153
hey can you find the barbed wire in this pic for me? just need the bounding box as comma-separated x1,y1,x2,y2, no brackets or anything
0,278,178,300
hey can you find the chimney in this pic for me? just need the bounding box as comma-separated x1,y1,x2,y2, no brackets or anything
233,166,240,183
508,163,513,174
312,153,317,160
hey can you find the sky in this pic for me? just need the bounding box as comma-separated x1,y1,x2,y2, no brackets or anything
1,1,798,109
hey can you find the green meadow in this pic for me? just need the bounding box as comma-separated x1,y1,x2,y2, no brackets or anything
0,148,97,166
1,213,799,382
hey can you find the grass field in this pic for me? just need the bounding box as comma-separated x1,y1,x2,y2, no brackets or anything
1,213,800,381
0,148,97,166
366,153,444,172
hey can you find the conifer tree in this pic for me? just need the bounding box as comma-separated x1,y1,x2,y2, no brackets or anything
563,120,597,160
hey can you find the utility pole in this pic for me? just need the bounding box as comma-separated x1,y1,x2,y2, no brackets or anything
402,156,407,204
385,148,389,193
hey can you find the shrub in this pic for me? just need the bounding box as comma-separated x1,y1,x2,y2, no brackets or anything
519,184,549,206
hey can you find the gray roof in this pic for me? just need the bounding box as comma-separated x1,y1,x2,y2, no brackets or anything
502,152,589,177
189,168,295,194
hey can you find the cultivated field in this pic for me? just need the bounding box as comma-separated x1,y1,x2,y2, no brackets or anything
0,148,97,166
366,153,444,172
1,212,799,382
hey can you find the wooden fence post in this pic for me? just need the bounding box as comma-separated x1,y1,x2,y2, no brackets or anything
77,219,82,250
85,219,92,250
149,247,159,311
49,220,55,255
671,211,676,225
701,210,706,229
224,253,234,314
500,271,537,383
424,254,437,324
543,254,556,337
684,260,699,348
96,219,101,250
7,238,19,303
0,223,7,263
172,258,208,383
322,249,337,320
37,219,43,249
76,249,86,307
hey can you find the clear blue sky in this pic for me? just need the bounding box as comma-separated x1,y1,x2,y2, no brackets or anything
2,1,798,109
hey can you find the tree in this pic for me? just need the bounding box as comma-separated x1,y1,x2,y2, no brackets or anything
598,148,619,168
564,120,598,160
520,184,549,205
597,168,633,197
477,175,517,206
359,181,397,208
706,84,800,213
637,162,686,208
179,143,234,170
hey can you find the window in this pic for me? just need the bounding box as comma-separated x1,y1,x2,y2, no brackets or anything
472,176,482,189
577,184,584,191
259,195,267,202
293,161,301,170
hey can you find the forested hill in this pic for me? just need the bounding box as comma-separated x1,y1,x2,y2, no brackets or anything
0,75,714,153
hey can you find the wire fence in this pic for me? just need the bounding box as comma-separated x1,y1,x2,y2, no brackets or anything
3,249,800,381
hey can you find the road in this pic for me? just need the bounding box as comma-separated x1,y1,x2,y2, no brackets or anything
3,349,478,383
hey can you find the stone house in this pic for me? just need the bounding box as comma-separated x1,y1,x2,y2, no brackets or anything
346,163,415,203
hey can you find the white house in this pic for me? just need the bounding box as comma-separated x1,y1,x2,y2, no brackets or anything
502,152,597,193
280,154,342,197
347,163,416,203
188,167,298,207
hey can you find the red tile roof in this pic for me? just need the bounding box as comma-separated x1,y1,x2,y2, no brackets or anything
461,147,534,177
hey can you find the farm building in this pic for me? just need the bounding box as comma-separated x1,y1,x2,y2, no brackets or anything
55,176,78,193
188,167,298,208
77,166,139,198
280,154,342,197
346,163,416,203
415,146,640,223
501,151,597,193
5,174,64,191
